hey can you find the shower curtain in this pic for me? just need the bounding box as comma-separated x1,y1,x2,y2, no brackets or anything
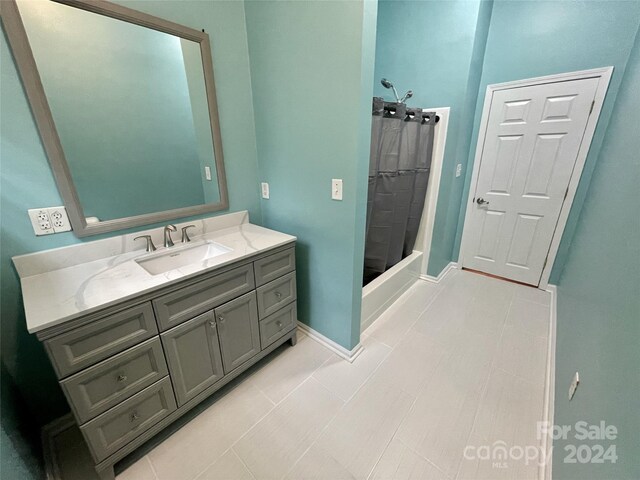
363,97,436,285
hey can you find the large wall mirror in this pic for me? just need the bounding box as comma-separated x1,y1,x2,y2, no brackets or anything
2,0,228,236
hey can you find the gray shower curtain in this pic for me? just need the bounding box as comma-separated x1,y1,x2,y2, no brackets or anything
364,97,435,285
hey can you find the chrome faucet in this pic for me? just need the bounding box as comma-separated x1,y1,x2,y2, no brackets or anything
134,235,156,252
163,224,177,247
181,225,196,243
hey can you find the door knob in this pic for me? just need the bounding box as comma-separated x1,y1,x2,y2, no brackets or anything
476,197,490,205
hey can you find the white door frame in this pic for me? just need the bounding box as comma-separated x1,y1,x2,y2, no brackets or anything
459,67,613,289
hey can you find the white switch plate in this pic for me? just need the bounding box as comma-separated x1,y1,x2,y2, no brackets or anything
455,164,462,177
261,182,270,199
28,208,54,235
568,371,580,400
47,206,72,233
331,179,343,200
204,166,212,181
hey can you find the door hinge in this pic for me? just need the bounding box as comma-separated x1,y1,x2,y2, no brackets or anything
563,187,569,201
542,257,548,272
589,100,595,115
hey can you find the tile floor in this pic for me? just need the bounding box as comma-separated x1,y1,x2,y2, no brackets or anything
117,268,551,480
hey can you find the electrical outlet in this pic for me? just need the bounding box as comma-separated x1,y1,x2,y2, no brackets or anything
331,179,343,200
568,371,580,400
28,206,72,235
28,208,54,235
47,206,72,233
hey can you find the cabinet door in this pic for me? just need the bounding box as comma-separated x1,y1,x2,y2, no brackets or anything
160,311,224,406
215,292,260,374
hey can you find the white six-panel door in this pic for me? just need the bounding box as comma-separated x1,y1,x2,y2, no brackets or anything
461,77,600,285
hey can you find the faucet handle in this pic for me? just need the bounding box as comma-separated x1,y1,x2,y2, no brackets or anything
134,235,156,252
181,225,196,243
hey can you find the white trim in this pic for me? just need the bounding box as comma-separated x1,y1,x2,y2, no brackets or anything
459,67,613,289
416,107,450,275
540,284,557,480
419,261,458,284
297,322,364,363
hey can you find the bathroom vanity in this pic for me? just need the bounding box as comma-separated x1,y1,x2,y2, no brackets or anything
13,212,298,480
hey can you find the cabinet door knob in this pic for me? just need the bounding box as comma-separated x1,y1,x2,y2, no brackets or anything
130,411,140,422
218,316,225,323
117,374,128,383
209,320,217,329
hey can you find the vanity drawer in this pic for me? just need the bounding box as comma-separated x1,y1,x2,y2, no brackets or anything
259,302,297,349
153,264,255,331
81,377,176,463
61,338,168,424
256,272,297,319
254,248,295,287
45,303,158,378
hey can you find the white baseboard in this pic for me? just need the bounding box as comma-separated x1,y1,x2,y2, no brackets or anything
297,321,364,363
540,284,557,480
419,262,459,284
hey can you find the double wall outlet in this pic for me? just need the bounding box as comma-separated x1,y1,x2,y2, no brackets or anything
28,206,72,236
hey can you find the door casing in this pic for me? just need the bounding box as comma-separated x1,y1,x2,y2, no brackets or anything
459,67,613,289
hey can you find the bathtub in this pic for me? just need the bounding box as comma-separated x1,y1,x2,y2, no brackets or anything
360,250,422,331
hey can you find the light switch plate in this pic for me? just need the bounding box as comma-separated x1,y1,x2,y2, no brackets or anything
455,164,462,177
261,182,270,199
331,179,343,200
568,371,580,400
204,166,212,181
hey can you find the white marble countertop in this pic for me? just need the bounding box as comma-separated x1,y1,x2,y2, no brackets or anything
13,212,296,334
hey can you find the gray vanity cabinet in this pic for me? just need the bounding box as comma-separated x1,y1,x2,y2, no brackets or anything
160,311,224,406
35,244,297,480
215,291,261,374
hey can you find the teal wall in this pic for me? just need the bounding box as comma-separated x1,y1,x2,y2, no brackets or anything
453,0,640,283
19,0,208,221
0,364,43,479
244,0,377,350
374,0,492,276
552,30,640,480
376,1,640,281
0,0,260,462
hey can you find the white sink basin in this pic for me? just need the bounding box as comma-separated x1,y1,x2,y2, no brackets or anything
135,240,232,275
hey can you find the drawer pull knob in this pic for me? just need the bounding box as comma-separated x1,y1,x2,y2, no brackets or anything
275,291,282,299
130,411,140,422
117,374,128,383
276,320,283,328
